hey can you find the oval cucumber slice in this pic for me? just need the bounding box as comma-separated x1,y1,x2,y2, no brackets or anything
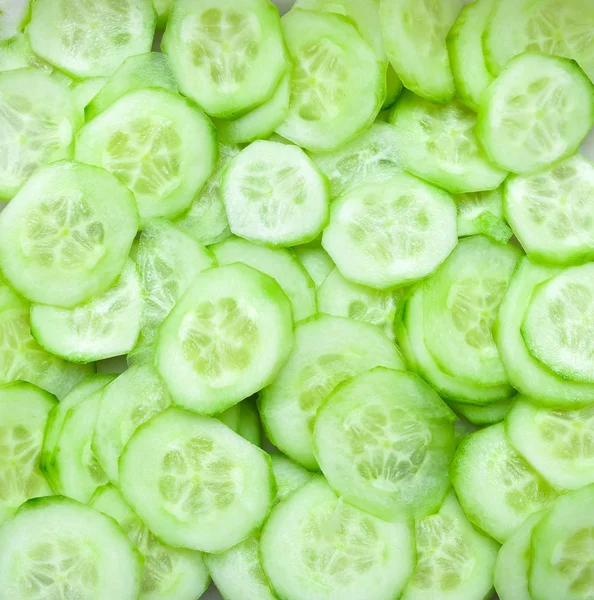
293,243,334,289
455,188,504,237
0,0,29,42
270,454,313,505
452,397,513,426
119,407,274,552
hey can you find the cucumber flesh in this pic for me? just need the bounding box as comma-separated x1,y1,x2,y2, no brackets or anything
470,211,513,245
455,188,504,238
270,454,313,505
0,35,52,74
71,77,107,113
0,0,29,42
293,244,334,289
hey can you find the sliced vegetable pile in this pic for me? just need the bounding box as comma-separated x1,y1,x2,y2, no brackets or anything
0,0,593,599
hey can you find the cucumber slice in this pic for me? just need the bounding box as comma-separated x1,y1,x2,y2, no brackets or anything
452,397,513,426
260,476,415,600
504,154,594,264
174,142,240,246
322,174,457,289
293,243,334,288
238,397,262,447
212,236,316,322
389,92,507,194
0,0,28,42
0,382,56,525
119,407,274,552
0,35,52,74
259,314,405,470
309,121,403,199
446,0,495,112
90,484,210,600
162,0,288,118
93,365,172,485
456,188,504,237
86,52,177,120
476,52,594,174
0,161,139,307
451,423,557,542
276,8,384,152
470,211,513,244
28,0,155,78
379,0,464,103
156,263,294,415
314,368,455,520
531,484,594,600
0,496,142,600
222,141,329,247
402,491,498,600
507,396,594,490
76,89,217,226
0,68,81,200
270,454,313,505
71,77,107,113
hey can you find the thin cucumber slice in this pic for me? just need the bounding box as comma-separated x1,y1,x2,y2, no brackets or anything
446,0,495,112
93,365,172,485
90,484,210,600
322,174,457,289
276,8,384,152
174,142,240,246
156,263,294,415
28,0,155,78
238,397,262,447
0,382,56,525
379,0,464,103
0,0,28,42
261,476,415,600
451,423,557,542
222,141,329,247
212,236,316,322
309,121,403,199
119,407,274,552
389,91,507,194
402,491,498,600
476,52,594,174
76,88,217,226
0,35,52,74
423,236,521,387
0,497,142,600
531,484,594,600
504,154,594,264
470,211,513,244
71,77,107,113
293,244,334,289
314,368,455,520
451,397,513,426
0,68,81,200
86,52,177,120
0,161,139,307
270,454,313,505
162,0,288,118
506,396,594,490
495,257,594,408
383,64,403,110
455,188,504,237
259,314,405,470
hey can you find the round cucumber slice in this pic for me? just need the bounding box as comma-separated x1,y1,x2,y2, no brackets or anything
476,52,594,175
0,382,56,526
322,174,457,289
119,407,274,553
389,91,507,194
222,141,329,247
259,314,405,470
0,0,28,42
0,161,139,308
276,8,383,152
76,88,217,226
455,188,504,237
451,423,557,542
162,0,288,118
451,397,513,426
212,236,316,322
28,0,155,78
314,368,455,520
293,243,334,289
260,476,415,600
270,454,313,505
155,263,294,415
0,496,142,600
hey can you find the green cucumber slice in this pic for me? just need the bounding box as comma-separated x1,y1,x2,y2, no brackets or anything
270,454,313,505
156,263,294,415
28,0,155,78
119,407,274,552
260,476,415,600
276,8,384,152
0,161,139,307
476,52,594,174
0,35,52,74
293,243,334,289
259,314,405,470
0,382,56,525
455,188,505,237
314,368,455,520
451,423,557,542
451,397,513,426
0,0,29,42
76,88,217,226
90,484,210,600
322,174,457,289
212,236,316,322
237,397,262,447
162,0,288,118
71,77,107,113
389,91,507,194
222,141,330,247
